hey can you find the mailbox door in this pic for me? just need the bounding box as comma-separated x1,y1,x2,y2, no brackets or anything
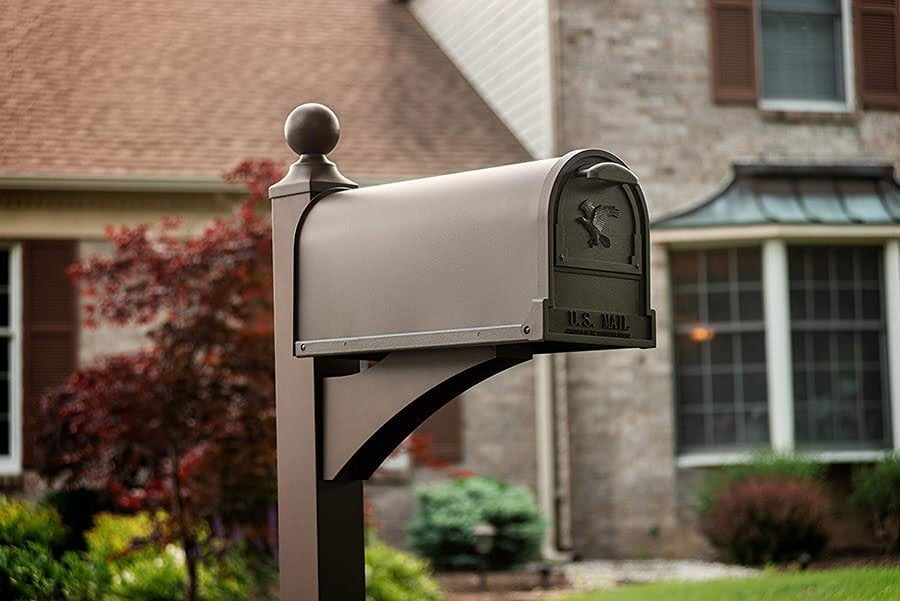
545,152,655,349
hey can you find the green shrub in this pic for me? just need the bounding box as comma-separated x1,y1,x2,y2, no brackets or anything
86,513,256,601
703,475,832,565
85,511,160,565
851,453,900,552
366,537,443,601
0,501,256,601
108,544,186,601
199,551,258,601
107,544,256,601
0,542,110,601
408,476,544,571
0,495,66,550
696,452,827,516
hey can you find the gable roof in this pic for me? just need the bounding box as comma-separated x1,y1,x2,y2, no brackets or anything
0,0,530,182
654,163,900,228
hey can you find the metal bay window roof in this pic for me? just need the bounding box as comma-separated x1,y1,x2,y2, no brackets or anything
655,164,900,228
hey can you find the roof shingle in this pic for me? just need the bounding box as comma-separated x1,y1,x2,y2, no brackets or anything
0,0,530,180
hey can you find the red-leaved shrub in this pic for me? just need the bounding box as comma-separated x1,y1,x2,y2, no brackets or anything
703,476,832,565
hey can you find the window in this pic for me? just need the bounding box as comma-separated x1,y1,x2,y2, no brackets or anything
672,248,768,452
0,245,20,474
671,241,897,461
789,246,890,449
759,0,846,103
708,0,900,109
759,0,848,105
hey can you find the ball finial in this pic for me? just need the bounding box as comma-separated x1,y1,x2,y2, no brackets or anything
284,103,340,156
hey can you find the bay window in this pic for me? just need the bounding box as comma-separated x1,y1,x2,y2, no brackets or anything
672,247,769,452
789,245,890,449
659,163,900,465
670,240,897,464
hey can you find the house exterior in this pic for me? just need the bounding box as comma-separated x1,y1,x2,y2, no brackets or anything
0,0,528,490
383,0,900,558
4,0,900,562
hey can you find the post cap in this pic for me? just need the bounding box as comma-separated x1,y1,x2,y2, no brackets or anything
284,103,341,157
270,102,357,198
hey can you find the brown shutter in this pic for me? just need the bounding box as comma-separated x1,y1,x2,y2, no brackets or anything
854,0,900,108
709,0,758,103
21,240,77,469
415,398,462,464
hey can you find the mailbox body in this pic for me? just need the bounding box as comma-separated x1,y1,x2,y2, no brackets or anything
294,149,655,358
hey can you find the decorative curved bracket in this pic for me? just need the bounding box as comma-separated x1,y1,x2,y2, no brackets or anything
322,345,532,480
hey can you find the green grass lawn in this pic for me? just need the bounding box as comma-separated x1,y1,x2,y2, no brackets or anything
561,568,900,601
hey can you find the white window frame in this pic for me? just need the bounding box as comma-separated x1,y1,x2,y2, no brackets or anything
0,243,22,476
757,0,856,114
656,226,900,468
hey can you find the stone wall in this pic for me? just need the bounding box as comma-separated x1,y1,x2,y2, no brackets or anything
554,0,900,557
566,243,700,557
555,0,900,219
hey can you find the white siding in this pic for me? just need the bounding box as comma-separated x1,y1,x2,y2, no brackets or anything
410,0,554,159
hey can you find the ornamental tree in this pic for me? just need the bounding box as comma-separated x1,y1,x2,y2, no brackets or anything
39,159,283,601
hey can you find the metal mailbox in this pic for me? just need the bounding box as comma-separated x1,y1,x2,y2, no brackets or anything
293,149,655,358
270,103,656,601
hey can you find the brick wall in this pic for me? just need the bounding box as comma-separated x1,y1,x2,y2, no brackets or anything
555,0,900,557
557,0,899,219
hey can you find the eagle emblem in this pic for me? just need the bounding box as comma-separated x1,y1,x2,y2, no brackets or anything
576,200,619,248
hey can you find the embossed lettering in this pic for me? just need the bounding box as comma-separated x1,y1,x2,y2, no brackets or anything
567,310,594,328
600,313,629,332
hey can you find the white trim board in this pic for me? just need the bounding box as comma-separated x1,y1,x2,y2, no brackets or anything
653,225,900,245
0,243,22,476
885,241,900,452
677,449,890,469
763,240,794,451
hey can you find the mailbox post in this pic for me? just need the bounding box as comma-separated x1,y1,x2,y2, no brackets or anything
270,103,655,600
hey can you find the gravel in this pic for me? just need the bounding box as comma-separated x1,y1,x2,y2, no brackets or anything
564,559,760,590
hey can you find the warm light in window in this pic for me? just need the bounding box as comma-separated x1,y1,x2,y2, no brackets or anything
689,326,716,342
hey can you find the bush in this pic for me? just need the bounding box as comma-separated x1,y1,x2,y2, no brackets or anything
0,501,257,601
0,542,110,601
0,495,66,550
366,537,443,601
696,452,826,517
107,544,187,601
199,551,258,601
703,475,832,565
102,543,256,601
408,476,544,571
85,511,160,565
84,512,256,601
851,453,900,552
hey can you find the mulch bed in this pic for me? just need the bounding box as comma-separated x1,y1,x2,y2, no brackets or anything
809,551,900,570
436,568,569,594
446,593,570,601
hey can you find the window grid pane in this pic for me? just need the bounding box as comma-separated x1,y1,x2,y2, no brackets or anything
789,246,890,450
760,2,844,102
672,248,769,452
